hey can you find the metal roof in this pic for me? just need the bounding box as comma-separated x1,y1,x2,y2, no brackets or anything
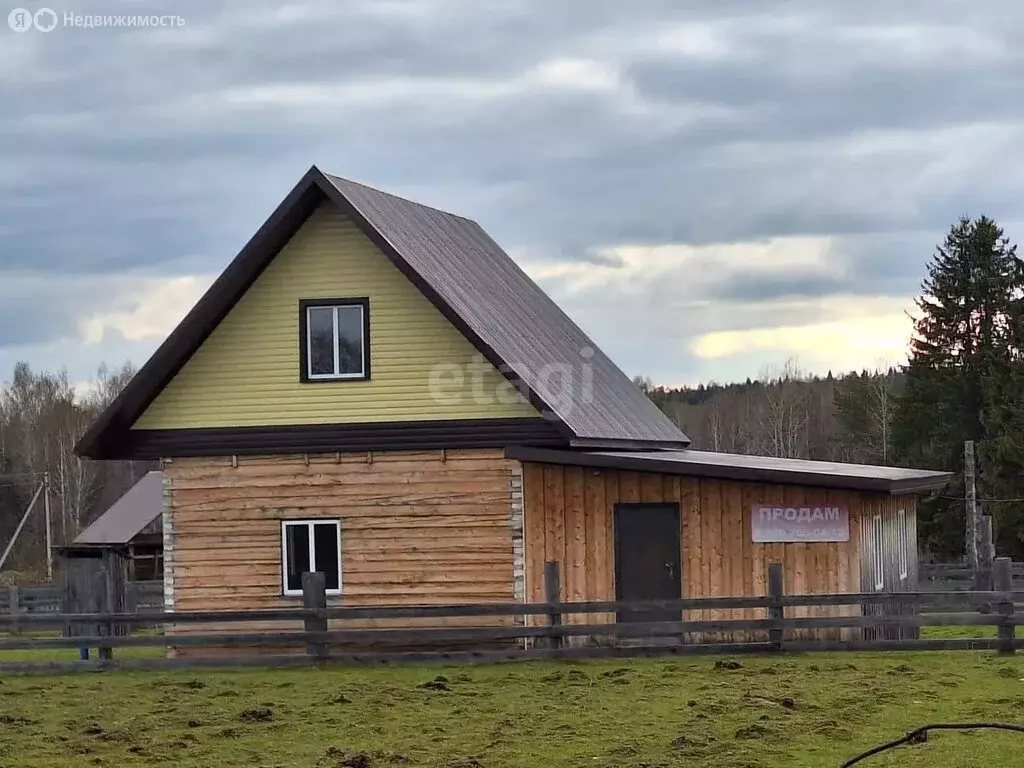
325,174,688,447
72,472,164,546
506,447,953,495
75,166,688,459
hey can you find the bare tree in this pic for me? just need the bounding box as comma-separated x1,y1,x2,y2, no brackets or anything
758,358,811,458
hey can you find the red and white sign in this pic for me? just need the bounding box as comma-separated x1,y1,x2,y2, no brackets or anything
751,504,849,543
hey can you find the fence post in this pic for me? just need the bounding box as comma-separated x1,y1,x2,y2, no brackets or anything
8,586,19,636
767,563,784,651
99,567,115,662
544,560,563,650
994,557,1015,656
302,571,328,660
975,518,995,591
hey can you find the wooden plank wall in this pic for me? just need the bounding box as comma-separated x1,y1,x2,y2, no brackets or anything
163,448,520,653
858,495,920,641
523,463,907,641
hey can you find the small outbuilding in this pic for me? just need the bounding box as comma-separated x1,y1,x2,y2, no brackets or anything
66,471,164,581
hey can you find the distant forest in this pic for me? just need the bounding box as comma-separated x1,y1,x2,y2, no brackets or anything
633,360,899,466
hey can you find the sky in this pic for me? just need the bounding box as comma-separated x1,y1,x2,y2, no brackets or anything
4,0,1024,391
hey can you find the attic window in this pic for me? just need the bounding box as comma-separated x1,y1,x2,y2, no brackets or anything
299,298,370,382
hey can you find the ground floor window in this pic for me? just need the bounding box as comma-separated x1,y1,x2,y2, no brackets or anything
281,520,342,596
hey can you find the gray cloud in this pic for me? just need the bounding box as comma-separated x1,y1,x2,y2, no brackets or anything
4,0,1024,383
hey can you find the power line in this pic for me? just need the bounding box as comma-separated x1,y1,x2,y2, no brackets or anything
940,494,1024,504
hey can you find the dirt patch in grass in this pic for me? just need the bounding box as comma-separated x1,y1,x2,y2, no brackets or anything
239,707,274,722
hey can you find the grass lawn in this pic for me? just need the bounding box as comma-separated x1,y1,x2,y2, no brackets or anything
0,653,1023,766
0,632,165,663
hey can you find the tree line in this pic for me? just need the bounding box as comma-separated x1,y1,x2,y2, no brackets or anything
0,362,151,579
637,216,1024,561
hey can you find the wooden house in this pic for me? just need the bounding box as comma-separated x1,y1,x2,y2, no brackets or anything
76,166,950,644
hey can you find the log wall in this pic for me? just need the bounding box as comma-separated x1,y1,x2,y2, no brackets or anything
162,449,521,651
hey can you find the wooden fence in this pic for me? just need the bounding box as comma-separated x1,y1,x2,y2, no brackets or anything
0,561,1021,672
0,581,162,619
920,562,1024,592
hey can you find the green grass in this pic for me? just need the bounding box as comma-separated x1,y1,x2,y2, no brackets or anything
921,624,998,639
1,652,1023,767
0,631,165,663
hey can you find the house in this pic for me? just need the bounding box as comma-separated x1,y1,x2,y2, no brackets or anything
76,166,950,645
65,471,164,581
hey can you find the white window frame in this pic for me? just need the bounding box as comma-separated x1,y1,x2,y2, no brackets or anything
305,303,367,381
871,513,884,591
897,508,909,580
280,519,342,597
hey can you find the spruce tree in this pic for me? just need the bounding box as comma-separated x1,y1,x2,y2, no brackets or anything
891,216,1024,558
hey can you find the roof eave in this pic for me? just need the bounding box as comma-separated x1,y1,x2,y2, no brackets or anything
505,447,954,495
569,437,691,451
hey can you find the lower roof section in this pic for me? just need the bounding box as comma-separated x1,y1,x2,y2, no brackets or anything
505,447,952,495
73,471,164,545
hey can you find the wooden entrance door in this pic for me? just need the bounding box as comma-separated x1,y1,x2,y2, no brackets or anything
613,503,682,623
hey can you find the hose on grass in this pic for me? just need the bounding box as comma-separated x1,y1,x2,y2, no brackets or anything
841,723,1024,766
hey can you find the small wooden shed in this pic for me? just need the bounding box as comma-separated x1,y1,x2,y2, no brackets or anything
68,471,164,581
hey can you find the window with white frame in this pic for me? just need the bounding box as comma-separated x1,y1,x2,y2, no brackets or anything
281,520,342,596
871,514,884,591
300,299,369,382
897,508,909,580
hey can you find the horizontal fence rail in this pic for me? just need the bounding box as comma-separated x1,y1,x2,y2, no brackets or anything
0,581,162,615
920,562,1024,593
0,562,1020,672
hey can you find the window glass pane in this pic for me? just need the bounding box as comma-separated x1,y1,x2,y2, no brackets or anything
285,524,310,593
336,305,364,375
308,307,336,376
313,523,340,591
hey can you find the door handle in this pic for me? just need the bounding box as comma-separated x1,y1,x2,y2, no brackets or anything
665,561,675,579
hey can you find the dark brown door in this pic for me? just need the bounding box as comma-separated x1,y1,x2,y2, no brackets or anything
614,503,681,623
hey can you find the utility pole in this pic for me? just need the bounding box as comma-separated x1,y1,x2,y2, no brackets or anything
965,440,981,571
0,482,44,572
43,472,52,582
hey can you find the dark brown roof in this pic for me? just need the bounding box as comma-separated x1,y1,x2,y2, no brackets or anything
72,472,164,546
506,447,953,495
76,166,688,459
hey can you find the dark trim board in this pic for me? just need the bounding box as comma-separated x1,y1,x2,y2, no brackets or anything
111,418,567,459
506,447,952,495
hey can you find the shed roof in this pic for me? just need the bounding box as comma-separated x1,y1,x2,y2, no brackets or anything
72,472,164,546
75,166,687,459
505,447,952,495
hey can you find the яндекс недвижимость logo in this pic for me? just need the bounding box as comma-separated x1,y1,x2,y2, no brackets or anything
8,7,58,32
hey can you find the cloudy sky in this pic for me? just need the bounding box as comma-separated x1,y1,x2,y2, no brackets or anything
4,0,1024,391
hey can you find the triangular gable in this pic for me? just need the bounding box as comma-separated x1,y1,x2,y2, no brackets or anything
77,166,689,459
133,203,541,430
